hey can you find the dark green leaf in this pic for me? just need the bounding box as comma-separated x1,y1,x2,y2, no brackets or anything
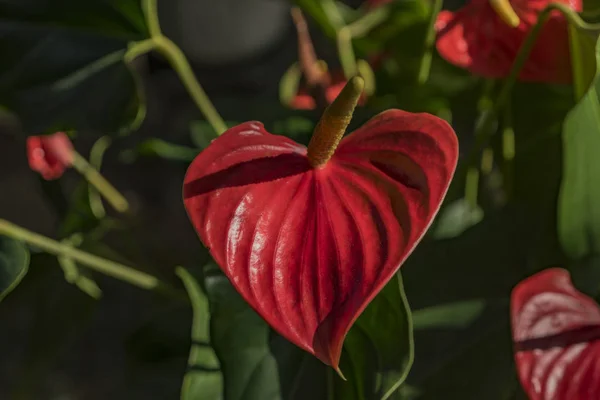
204,264,282,400
412,300,486,330
559,37,600,259
339,274,413,400
177,267,223,400
0,234,29,301
204,263,413,400
120,138,199,163
0,0,147,135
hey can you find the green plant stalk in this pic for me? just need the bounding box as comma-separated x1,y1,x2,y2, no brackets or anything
88,136,112,219
338,27,359,78
0,219,162,291
71,152,129,213
418,0,443,84
459,5,555,186
321,0,359,79
464,3,600,173
131,0,227,135
347,6,389,38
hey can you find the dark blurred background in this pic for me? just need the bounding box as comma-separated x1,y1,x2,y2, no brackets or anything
0,1,358,398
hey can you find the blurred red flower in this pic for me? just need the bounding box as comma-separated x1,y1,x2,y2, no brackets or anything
435,0,582,83
291,71,367,110
511,268,600,399
26,132,74,180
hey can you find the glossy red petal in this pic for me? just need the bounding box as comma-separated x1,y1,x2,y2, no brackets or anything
183,111,458,368
511,268,600,400
435,0,581,83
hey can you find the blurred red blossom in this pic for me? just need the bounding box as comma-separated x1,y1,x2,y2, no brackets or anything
511,268,600,399
26,132,74,180
291,71,367,110
435,0,582,83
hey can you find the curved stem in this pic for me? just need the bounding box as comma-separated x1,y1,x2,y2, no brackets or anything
338,27,359,78
418,0,443,84
0,219,172,293
133,0,228,136
88,136,112,219
347,6,389,38
125,37,227,135
153,36,228,134
142,0,162,37
322,0,359,79
71,151,129,214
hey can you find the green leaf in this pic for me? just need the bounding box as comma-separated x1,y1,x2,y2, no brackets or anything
432,199,484,239
559,37,600,259
204,263,413,400
339,274,413,400
177,267,223,400
0,234,30,301
0,0,147,135
204,263,282,400
412,300,487,330
120,138,199,163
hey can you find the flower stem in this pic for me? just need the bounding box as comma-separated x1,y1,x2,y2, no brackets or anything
463,2,600,173
307,77,364,167
142,0,162,37
417,0,443,84
71,151,129,214
130,0,228,135
152,36,228,135
0,219,167,292
347,6,389,38
322,0,359,79
460,7,553,176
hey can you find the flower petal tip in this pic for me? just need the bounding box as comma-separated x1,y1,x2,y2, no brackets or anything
334,366,347,381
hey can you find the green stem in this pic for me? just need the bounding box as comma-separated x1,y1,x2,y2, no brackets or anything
322,0,359,79
347,6,389,38
71,151,129,214
465,167,480,209
338,27,359,78
88,136,112,219
459,6,554,179
502,104,515,199
418,0,443,84
142,0,162,37
0,219,167,292
463,2,600,171
132,0,228,135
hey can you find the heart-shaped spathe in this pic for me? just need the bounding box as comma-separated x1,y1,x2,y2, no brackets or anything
183,109,458,369
511,268,600,399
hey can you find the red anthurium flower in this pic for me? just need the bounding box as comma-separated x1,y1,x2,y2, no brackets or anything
511,268,600,399
184,78,458,370
26,132,74,180
435,0,582,83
